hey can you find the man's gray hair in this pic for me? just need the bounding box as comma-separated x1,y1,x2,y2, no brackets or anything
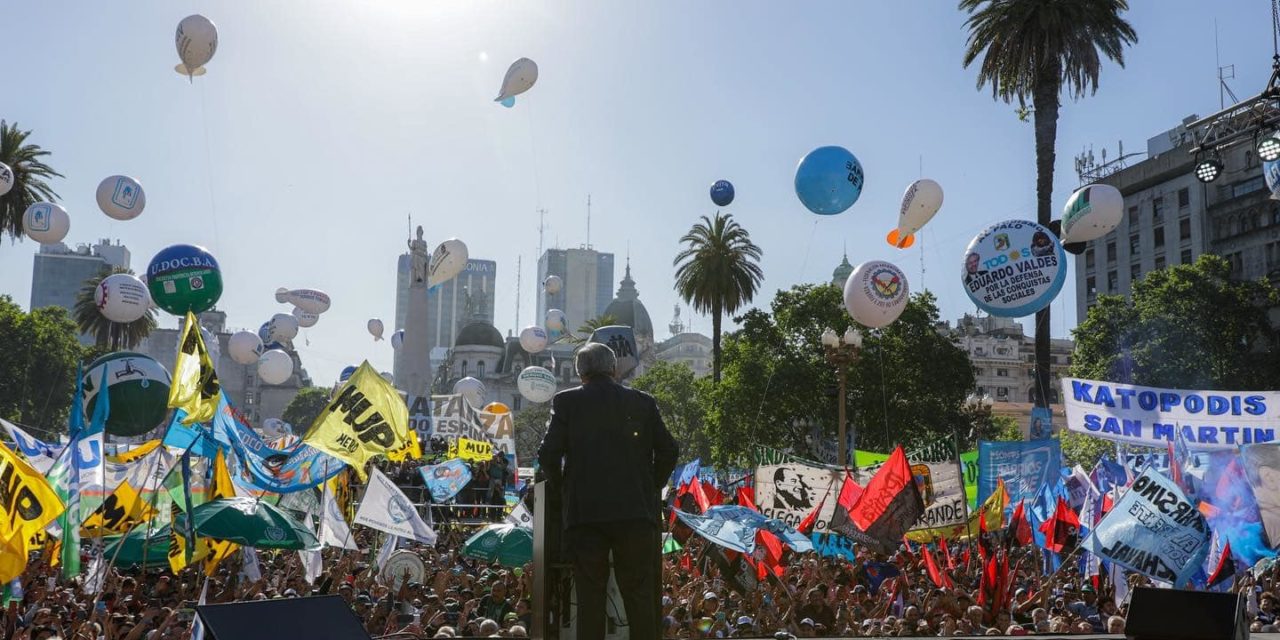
575,342,617,379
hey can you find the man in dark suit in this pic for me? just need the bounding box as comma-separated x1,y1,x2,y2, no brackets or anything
537,342,679,640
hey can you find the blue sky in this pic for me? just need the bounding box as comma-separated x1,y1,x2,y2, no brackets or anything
1,1,1274,385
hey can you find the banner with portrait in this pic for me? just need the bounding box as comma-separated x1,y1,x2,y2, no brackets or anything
977,439,1062,508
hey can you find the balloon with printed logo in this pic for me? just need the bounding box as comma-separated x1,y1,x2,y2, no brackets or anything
0,162,13,197
292,306,319,328
453,377,486,408
338,365,357,383
587,325,639,378
175,14,218,78
22,202,70,244
275,288,331,315
146,244,222,315
257,349,293,385
93,273,151,323
368,318,385,341
494,57,538,103
269,313,300,341
228,330,263,365
710,180,735,207
794,146,863,215
428,239,469,287
96,175,146,221
519,326,549,354
83,352,172,437
1060,184,1124,244
545,309,566,332
258,322,283,351
844,261,909,329
517,366,557,404
961,219,1066,318
886,179,943,249
483,402,510,415
390,329,405,350
542,275,563,295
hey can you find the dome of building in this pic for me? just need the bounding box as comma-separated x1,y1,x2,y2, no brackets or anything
455,320,504,349
603,261,654,338
832,252,854,287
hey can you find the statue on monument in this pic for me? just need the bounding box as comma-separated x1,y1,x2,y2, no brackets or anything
408,225,429,286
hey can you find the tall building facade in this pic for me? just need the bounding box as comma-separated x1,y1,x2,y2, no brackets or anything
536,248,614,336
393,253,497,384
31,239,131,344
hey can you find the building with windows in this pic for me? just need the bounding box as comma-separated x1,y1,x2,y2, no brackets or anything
30,239,131,343
945,313,1073,405
655,305,712,377
536,248,614,337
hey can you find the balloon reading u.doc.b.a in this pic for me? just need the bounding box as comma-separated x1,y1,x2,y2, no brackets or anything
961,220,1066,318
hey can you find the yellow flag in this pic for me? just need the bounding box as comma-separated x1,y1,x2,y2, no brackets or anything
202,449,239,575
108,440,162,464
0,440,65,543
82,481,156,536
302,362,409,480
449,436,493,462
905,479,1008,543
168,501,209,574
326,468,354,522
167,312,221,425
386,429,423,462
0,529,29,583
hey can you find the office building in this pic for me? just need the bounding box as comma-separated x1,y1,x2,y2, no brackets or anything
30,239,132,344
536,248,614,337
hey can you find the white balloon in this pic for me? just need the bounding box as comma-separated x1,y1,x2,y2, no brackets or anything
428,239,469,287
844,260,910,329
292,306,319,328
390,329,405,350
543,274,563,295
22,202,70,244
175,15,218,77
887,179,943,248
275,287,331,314
93,273,150,323
368,318,385,341
545,309,566,332
95,175,146,221
261,418,290,439
0,162,13,197
1061,184,1124,244
517,366,557,404
453,377,486,408
495,57,539,102
269,313,300,341
381,371,395,384
519,326,549,353
257,349,293,385
228,330,264,365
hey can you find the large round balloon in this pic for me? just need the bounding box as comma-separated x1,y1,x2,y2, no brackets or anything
390,329,405,350
0,162,14,197
483,402,510,414
268,313,300,341
545,309,567,332
22,202,70,244
453,377,486,408
96,175,146,221
146,244,223,315
517,366,557,404
543,275,563,295
275,288,331,315
381,371,395,384
83,352,171,437
962,220,1067,318
1061,184,1124,244
292,306,319,328
843,260,909,328
258,349,293,385
428,239,469,287
887,179,944,249
368,318,385,341
175,14,218,77
710,180,735,207
258,322,284,351
338,365,357,383
794,146,864,215
228,330,263,365
495,57,538,102
93,273,151,323
519,326,549,353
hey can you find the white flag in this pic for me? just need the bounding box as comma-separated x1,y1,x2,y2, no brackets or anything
299,515,324,585
505,502,533,530
239,547,262,582
376,534,401,573
354,468,437,545
321,487,360,550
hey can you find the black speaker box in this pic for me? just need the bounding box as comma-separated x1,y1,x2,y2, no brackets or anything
195,594,371,640
1126,586,1247,640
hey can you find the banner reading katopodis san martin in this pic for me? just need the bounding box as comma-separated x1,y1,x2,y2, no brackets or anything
1063,377,1279,450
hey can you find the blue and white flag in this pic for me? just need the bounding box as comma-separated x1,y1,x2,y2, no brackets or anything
672,458,700,489
675,505,813,555
419,459,471,503
978,440,1061,508
1083,467,1211,587
206,393,345,493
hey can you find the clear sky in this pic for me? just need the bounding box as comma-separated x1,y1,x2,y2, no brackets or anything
1,1,1274,386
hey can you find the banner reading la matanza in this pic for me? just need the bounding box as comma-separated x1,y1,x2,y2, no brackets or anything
1062,377,1280,450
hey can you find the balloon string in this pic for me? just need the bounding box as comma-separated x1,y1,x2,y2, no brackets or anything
198,80,223,256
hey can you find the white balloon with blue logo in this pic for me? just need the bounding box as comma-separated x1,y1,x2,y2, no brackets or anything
519,326,549,353
0,162,13,197
96,175,146,221
961,220,1066,318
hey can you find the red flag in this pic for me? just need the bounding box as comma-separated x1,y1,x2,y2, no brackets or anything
839,447,924,554
702,480,724,507
1208,540,1236,588
977,551,998,607
900,536,916,565
939,536,954,570
680,551,692,571
1038,497,1081,553
922,545,951,589
961,545,971,569
977,506,993,561
690,478,710,513
737,486,756,510
1008,499,1032,547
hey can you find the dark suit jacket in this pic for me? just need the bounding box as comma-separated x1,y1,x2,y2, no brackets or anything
536,378,679,528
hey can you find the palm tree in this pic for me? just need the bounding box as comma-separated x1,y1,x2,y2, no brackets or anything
960,0,1136,407
0,121,61,244
673,213,763,383
564,314,619,345
74,267,158,351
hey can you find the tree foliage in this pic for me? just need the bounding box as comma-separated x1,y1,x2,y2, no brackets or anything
0,121,62,245
1057,428,1115,470
281,387,331,431
0,296,86,438
514,403,551,463
630,360,710,461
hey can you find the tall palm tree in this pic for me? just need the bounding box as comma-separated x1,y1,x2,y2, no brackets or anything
74,267,158,351
0,121,61,244
960,0,1136,407
673,213,763,383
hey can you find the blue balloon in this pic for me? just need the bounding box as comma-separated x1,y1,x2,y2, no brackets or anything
794,146,863,215
710,180,735,207
500,96,516,108
338,365,357,383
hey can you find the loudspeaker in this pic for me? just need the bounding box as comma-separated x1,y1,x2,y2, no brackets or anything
195,594,371,640
1126,587,1247,640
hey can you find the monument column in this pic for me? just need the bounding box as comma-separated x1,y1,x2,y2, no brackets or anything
402,226,434,397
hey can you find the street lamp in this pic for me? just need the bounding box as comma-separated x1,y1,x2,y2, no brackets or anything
822,326,863,466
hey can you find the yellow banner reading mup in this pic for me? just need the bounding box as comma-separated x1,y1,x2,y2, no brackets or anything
386,429,424,463
302,361,409,480
450,437,494,462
